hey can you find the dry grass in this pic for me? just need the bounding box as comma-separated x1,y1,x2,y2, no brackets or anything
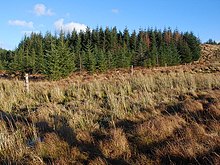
88,157,106,165
156,122,220,159
135,115,186,144
99,128,131,159
179,99,204,112
0,69,220,164
35,132,69,160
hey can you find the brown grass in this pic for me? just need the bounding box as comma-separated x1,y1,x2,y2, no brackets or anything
135,115,186,144
156,122,220,159
35,132,69,160
88,157,106,165
179,99,204,112
99,128,131,159
0,68,220,164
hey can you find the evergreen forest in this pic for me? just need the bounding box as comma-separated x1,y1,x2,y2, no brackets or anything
0,27,201,80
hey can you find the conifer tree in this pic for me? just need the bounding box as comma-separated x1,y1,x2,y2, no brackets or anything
10,48,24,72
96,49,107,72
30,48,36,73
184,32,201,61
99,27,106,51
8,26,201,78
178,40,192,63
158,41,168,66
149,32,158,66
106,51,115,69
134,30,147,66
75,34,83,71
118,43,132,68
123,28,130,48
36,38,45,73
130,30,137,51
44,32,75,80
0,60,3,70
84,41,96,73
170,41,181,65
110,27,118,52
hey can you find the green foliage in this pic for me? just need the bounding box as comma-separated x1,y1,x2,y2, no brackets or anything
184,32,201,61
44,33,76,80
205,39,218,45
0,60,4,70
178,40,192,63
1,27,201,79
0,48,13,70
84,41,96,73
96,49,107,72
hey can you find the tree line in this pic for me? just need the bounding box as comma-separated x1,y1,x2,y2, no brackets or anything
0,27,201,80
205,39,220,45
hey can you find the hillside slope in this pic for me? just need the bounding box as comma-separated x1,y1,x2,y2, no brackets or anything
199,44,220,64
0,45,219,164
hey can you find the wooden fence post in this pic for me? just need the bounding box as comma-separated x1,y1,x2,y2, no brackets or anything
24,73,29,93
130,65,134,75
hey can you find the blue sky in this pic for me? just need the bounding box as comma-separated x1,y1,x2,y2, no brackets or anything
1,0,220,50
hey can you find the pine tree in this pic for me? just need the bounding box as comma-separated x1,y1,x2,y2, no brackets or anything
96,49,107,72
30,48,36,73
184,32,201,61
110,27,118,53
170,41,181,65
149,32,158,66
58,33,76,77
84,41,96,73
36,38,45,73
0,60,3,70
178,40,192,63
10,26,201,78
44,32,75,80
123,28,130,48
75,34,83,71
10,48,24,72
119,43,132,68
158,41,168,66
130,30,137,51
106,51,115,69
99,27,106,51
134,30,147,66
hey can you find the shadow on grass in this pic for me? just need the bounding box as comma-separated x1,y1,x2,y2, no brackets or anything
160,146,220,165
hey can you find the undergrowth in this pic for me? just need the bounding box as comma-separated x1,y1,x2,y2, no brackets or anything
0,71,219,164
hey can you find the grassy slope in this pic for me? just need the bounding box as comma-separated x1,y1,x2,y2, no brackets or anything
0,44,219,164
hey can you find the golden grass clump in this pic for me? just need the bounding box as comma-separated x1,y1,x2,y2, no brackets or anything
88,157,106,165
156,122,220,159
35,132,69,160
135,115,186,144
207,102,220,118
99,128,131,159
131,154,154,165
76,130,94,144
179,99,204,112
0,128,30,163
69,147,89,163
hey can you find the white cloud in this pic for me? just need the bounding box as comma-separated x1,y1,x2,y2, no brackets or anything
8,20,33,28
54,19,87,33
111,8,119,14
34,4,54,16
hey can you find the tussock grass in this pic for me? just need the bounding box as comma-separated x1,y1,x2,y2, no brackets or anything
99,128,131,159
0,71,220,164
135,115,186,144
